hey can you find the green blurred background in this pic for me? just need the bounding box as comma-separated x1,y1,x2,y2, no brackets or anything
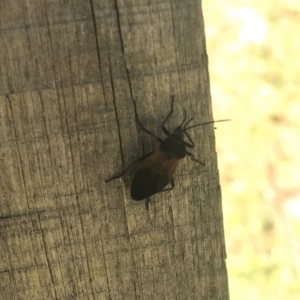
203,0,300,299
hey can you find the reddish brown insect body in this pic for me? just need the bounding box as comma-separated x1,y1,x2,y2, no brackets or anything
131,148,180,200
106,96,229,207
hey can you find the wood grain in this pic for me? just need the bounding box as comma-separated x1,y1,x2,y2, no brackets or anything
0,0,229,299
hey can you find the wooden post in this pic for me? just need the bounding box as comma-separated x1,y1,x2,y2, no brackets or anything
0,1,229,299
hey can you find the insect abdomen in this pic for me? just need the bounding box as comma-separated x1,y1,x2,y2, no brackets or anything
130,168,169,200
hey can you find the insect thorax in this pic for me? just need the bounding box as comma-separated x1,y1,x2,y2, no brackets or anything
160,134,186,159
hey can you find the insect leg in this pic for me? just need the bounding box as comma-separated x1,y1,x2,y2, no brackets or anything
133,100,163,142
161,95,175,136
167,177,175,190
144,177,175,210
105,151,153,182
158,177,175,193
186,151,205,165
145,198,150,210
183,131,195,148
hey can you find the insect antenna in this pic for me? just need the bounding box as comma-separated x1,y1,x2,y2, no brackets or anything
184,119,230,131
183,117,194,129
179,106,187,127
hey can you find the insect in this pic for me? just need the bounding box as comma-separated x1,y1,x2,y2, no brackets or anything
106,96,229,208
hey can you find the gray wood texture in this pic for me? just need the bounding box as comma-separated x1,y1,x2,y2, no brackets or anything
0,0,229,299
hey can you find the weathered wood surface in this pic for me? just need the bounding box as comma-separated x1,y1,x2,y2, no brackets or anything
0,0,229,299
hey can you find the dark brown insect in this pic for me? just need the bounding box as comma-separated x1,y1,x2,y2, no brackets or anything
106,96,229,208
